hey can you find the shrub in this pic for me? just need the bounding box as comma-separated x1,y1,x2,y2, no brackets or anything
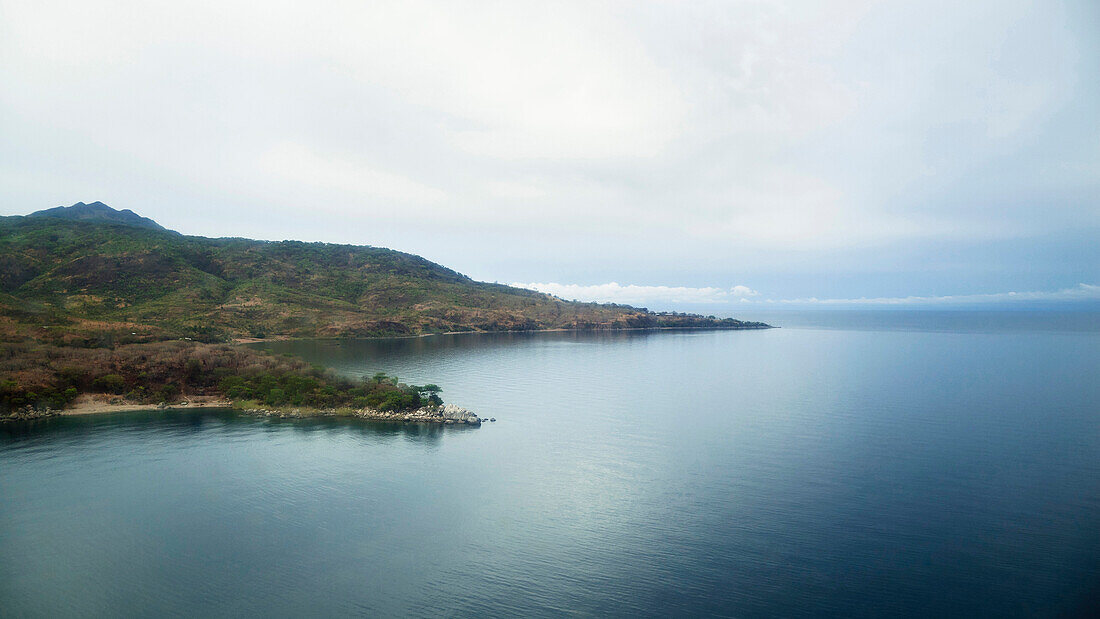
265,388,286,405
92,373,126,394
157,383,179,402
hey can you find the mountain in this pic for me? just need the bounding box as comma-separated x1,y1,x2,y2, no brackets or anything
28,201,168,231
0,204,769,344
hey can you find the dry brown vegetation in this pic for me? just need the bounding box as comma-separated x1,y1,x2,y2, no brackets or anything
0,211,769,416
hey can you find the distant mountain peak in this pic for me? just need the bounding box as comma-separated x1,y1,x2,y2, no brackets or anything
28,202,168,231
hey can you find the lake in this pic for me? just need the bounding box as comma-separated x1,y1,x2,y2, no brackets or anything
2,311,1099,617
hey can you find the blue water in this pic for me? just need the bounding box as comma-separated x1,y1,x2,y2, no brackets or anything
2,311,1099,617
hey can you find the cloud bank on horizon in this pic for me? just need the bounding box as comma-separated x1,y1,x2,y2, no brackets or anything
0,0,1096,302
514,282,1100,309
512,282,760,305
773,283,1100,306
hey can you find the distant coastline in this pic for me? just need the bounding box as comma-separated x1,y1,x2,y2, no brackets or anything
231,322,775,344
1,204,770,344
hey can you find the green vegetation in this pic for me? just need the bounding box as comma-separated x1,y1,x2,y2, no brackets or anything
0,208,769,343
219,371,439,410
0,340,440,414
0,203,769,416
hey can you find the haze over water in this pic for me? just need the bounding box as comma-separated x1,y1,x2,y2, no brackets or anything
2,311,1099,617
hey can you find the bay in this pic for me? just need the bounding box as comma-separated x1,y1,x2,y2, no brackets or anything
2,311,1099,617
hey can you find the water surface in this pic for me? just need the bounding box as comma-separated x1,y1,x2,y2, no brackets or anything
3,312,1099,616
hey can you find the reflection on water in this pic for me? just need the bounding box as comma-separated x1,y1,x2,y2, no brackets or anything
0,408,467,447
249,328,685,375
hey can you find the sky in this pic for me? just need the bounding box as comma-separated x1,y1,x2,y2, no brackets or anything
1,0,1098,311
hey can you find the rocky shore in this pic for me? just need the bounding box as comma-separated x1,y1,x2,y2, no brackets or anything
237,402,491,426
1,406,60,422
2,400,492,426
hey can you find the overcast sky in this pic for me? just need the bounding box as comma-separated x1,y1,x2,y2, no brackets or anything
2,0,1097,310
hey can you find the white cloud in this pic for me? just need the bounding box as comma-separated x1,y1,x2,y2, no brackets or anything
774,283,1100,306
512,282,758,305
260,143,447,205
322,1,687,160
513,282,1100,308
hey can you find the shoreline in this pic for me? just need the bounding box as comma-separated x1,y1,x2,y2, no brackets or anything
7,327,768,423
232,323,775,344
235,402,487,425
2,396,232,423
4,396,487,426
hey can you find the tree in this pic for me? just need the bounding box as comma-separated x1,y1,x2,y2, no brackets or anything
266,388,286,406
419,384,443,406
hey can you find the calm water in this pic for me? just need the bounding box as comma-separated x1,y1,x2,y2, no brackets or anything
2,311,1099,617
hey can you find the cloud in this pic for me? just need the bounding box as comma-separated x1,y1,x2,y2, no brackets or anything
513,282,1100,308
773,283,1100,306
512,282,758,305
0,0,1095,293
260,143,447,205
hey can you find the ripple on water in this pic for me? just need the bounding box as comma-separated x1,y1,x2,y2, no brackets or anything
3,325,1100,616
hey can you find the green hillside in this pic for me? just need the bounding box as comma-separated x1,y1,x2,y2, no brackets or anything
0,205,768,344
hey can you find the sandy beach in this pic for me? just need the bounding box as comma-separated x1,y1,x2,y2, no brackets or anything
61,394,233,416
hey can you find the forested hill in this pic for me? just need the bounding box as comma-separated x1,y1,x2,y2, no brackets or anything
27,201,168,231
0,203,768,344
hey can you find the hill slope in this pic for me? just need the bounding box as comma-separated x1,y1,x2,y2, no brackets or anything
0,206,768,343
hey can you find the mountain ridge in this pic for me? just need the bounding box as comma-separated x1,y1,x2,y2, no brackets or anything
0,203,770,343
